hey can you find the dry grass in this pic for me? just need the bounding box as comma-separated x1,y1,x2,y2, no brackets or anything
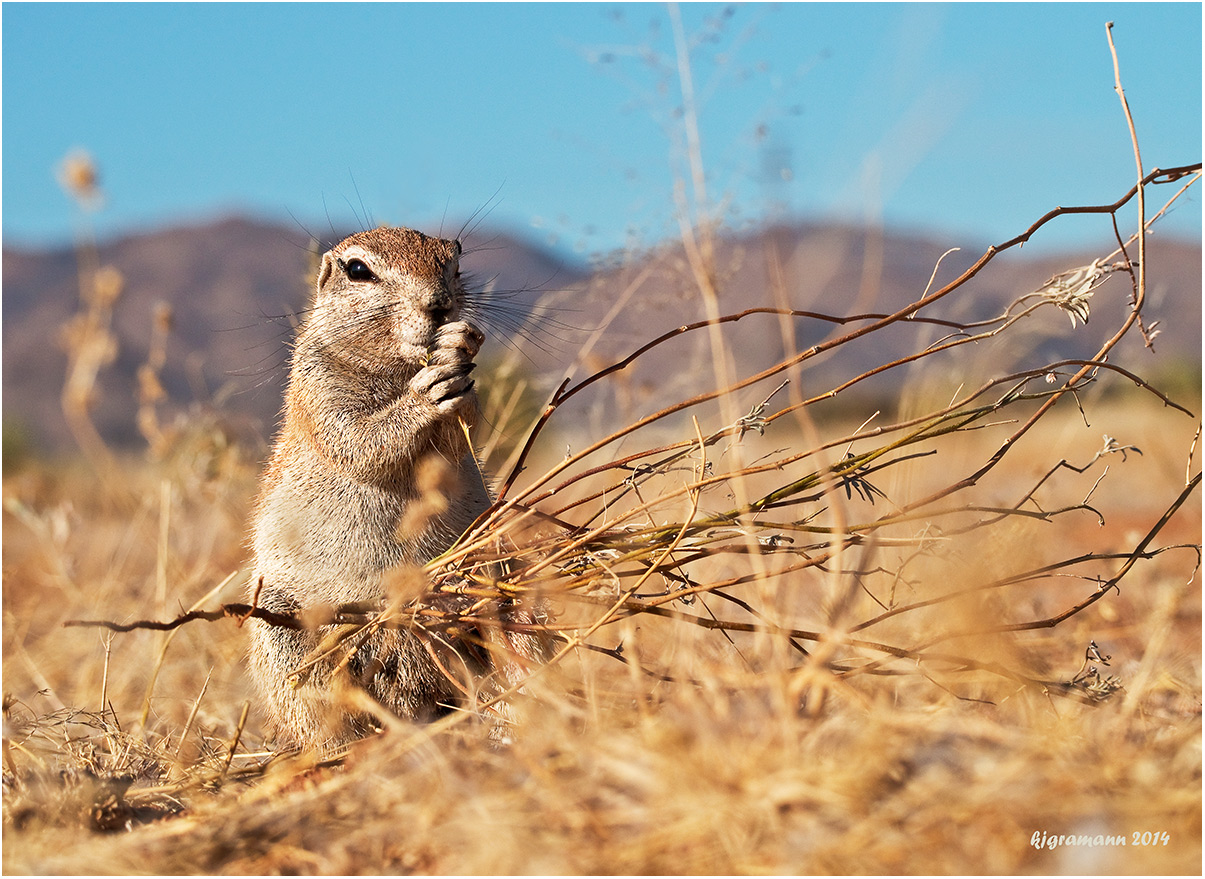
4,214,1201,874
2,419,1200,873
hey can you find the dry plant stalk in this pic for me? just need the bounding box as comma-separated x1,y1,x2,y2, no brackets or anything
407,154,1198,710
136,302,175,457
65,163,1202,725
57,151,121,474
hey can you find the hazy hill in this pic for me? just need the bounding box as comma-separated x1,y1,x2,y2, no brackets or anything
1,217,586,454
553,225,1202,427
3,216,1199,457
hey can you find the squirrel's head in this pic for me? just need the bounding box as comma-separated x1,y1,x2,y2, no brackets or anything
304,226,466,367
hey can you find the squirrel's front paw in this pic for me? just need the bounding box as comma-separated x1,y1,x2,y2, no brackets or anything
410,321,484,415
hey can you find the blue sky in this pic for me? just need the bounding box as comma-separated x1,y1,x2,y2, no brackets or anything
3,2,1201,259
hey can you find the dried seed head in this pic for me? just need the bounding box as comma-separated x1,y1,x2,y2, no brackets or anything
91,266,125,307
137,364,165,404
382,564,429,605
153,302,174,333
57,149,102,207
1035,258,1130,328
396,454,456,540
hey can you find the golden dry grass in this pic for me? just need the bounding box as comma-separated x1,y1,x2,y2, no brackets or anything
4,119,1201,873
3,385,1200,874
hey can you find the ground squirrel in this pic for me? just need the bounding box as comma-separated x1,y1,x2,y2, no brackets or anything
247,226,530,750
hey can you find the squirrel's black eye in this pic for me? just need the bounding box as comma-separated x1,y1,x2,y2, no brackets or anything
343,258,377,282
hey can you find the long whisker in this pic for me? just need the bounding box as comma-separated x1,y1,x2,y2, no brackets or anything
456,185,506,244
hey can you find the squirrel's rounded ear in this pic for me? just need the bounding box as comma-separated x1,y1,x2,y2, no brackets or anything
317,252,336,291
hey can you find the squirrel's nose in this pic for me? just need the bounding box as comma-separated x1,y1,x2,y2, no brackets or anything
424,286,455,324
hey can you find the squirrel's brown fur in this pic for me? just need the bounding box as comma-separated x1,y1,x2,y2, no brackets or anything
247,226,525,750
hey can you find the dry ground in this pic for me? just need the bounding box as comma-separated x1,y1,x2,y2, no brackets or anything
2,391,1200,875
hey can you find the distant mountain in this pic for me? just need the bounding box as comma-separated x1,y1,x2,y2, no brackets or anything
1,216,589,454
555,224,1202,426
3,215,1199,457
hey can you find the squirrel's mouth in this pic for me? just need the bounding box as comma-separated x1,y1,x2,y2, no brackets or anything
380,325,437,369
